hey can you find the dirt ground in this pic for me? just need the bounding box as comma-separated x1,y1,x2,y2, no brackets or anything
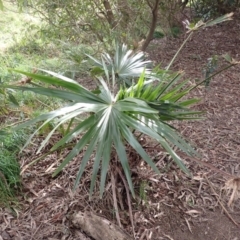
1,11,240,240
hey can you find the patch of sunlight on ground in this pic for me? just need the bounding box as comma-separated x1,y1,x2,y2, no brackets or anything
0,1,41,50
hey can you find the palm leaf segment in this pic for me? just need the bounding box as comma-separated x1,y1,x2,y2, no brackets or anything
118,70,202,121
88,44,152,86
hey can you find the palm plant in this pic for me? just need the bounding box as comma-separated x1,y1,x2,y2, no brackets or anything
88,43,152,86
4,13,234,197
5,63,200,198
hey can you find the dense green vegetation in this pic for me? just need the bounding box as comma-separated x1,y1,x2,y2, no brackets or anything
190,0,240,19
0,130,26,207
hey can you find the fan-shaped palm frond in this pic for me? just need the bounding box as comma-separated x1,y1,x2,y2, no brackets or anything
4,66,200,197
88,43,152,86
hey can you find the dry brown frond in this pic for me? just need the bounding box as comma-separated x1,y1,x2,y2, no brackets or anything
16,69,37,85
224,177,240,207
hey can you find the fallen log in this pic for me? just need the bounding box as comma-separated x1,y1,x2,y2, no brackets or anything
70,211,134,240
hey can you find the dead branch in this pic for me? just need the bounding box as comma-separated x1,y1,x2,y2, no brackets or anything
70,211,134,240
111,170,122,227
177,152,233,178
204,175,240,227
102,0,117,28
116,167,135,237
16,69,37,85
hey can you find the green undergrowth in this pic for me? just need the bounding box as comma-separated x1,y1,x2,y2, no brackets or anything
0,2,76,207
0,130,28,207
0,2,86,82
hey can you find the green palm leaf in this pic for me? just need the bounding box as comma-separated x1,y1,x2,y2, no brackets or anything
88,44,152,86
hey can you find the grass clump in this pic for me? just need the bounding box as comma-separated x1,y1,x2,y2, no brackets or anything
0,130,27,207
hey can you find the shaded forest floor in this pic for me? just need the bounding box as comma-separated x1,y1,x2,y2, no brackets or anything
1,11,240,240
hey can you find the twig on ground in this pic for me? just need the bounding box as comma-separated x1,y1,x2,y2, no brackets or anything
184,217,192,233
111,170,122,228
117,167,135,238
163,234,174,240
177,152,233,178
30,222,43,240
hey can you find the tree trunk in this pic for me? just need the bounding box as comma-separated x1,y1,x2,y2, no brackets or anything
102,0,117,28
141,0,160,51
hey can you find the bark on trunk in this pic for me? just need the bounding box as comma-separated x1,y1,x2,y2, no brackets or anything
103,0,117,28
141,0,160,51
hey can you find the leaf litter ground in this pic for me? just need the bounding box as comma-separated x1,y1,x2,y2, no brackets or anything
1,11,240,240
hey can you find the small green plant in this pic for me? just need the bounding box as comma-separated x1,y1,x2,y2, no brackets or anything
0,130,26,207
0,84,18,117
203,55,218,86
171,26,182,38
139,180,148,205
0,53,28,82
60,42,96,79
153,31,165,39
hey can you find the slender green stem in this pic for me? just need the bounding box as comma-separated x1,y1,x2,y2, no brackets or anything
166,31,194,71
189,63,237,92
65,117,75,136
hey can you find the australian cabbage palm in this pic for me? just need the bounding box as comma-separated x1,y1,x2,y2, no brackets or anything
6,62,200,198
